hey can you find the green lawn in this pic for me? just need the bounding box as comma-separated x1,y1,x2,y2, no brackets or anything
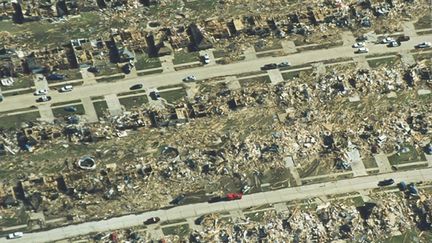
388,144,426,165
239,75,271,86
135,53,161,70
0,111,40,129
93,100,109,119
137,69,163,76
52,104,85,118
282,71,301,80
254,40,283,52
0,12,114,47
159,89,187,103
1,76,34,91
119,95,148,110
96,75,125,83
173,50,200,65
162,224,190,238
414,13,432,30
368,57,398,68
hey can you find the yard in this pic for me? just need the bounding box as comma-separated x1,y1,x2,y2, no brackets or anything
0,111,40,129
134,53,162,70
239,75,271,86
93,100,109,119
161,224,190,238
367,56,399,68
119,95,148,110
0,75,34,91
96,74,125,83
159,89,187,103
173,50,200,65
387,144,426,165
52,104,85,118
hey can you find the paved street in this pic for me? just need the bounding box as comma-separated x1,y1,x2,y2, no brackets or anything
5,167,432,243
0,34,430,113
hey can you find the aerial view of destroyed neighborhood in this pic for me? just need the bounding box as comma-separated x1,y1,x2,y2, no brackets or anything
0,0,432,242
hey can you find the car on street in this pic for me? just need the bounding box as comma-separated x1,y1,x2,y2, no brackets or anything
36,96,51,102
149,91,161,100
87,66,100,73
261,63,278,70
170,194,186,205
183,75,197,82
130,84,143,90
352,42,365,48
144,217,160,225
380,37,395,44
387,41,400,47
277,61,291,68
355,47,369,54
396,35,410,42
202,53,210,64
226,192,243,201
7,232,23,239
59,85,73,93
378,179,394,187
34,89,48,96
0,95,3,103
415,42,431,49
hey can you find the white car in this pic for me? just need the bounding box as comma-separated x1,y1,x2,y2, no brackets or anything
183,75,197,82
380,37,395,44
34,89,48,96
355,47,369,54
7,232,23,239
416,42,431,48
202,54,210,64
59,85,73,92
352,42,365,48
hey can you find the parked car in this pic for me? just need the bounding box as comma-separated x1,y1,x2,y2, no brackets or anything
34,89,48,96
415,42,431,49
64,106,77,112
202,54,210,64
47,73,64,81
387,41,400,47
87,66,100,73
208,196,223,203
261,63,278,70
356,35,368,42
170,194,186,205
59,85,73,92
396,35,410,42
226,193,243,201
277,61,291,68
36,96,51,102
0,95,3,103
378,179,394,187
144,217,160,225
352,42,365,48
355,47,369,54
122,64,132,74
149,91,160,100
183,75,197,82
398,181,407,191
7,232,23,239
380,37,395,44
130,84,143,90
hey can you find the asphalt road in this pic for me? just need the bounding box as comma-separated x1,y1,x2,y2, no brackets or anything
4,168,432,242
0,34,430,113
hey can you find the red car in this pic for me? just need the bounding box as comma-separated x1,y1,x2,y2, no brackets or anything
226,193,243,201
